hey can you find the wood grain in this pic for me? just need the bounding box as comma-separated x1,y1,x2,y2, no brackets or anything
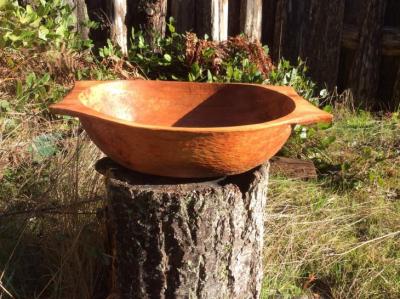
211,0,229,41
50,80,332,178
348,0,387,107
342,25,400,56
270,156,317,179
273,0,345,89
169,0,196,33
65,0,90,39
112,0,128,54
240,0,263,41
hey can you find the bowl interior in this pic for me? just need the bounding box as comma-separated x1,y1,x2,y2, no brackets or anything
78,81,295,128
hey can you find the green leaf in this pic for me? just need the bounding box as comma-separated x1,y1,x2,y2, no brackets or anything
16,80,23,98
167,21,175,33
0,99,11,112
163,53,172,62
38,25,49,40
26,4,33,15
29,133,61,162
207,70,213,82
0,0,10,9
26,72,36,87
171,75,180,81
321,136,336,147
138,35,145,49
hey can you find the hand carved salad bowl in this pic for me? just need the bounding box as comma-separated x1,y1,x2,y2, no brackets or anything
50,80,332,178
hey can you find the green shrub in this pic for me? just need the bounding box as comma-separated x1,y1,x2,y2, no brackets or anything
0,0,92,49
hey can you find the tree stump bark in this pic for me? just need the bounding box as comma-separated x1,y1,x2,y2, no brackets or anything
96,157,269,299
127,0,168,47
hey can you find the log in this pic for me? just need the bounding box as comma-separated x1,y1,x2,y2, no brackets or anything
240,0,263,41
270,156,317,180
96,157,269,299
348,0,387,107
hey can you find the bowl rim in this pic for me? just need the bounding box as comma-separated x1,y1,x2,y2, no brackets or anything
49,80,333,133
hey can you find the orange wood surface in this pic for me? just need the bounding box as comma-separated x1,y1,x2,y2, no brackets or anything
50,80,332,178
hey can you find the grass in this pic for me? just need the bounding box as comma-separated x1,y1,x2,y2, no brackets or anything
1,93,399,298
263,103,400,298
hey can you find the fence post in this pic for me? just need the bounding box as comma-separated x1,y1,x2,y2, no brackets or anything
196,0,228,41
272,0,345,90
169,0,196,33
392,63,400,109
240,0,263,41
112,0,128,55
211,0,229,41
348,0,387,106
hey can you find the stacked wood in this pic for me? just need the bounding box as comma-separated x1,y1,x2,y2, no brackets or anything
96,157,269,299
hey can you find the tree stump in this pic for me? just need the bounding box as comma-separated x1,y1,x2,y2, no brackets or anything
95,157,269,299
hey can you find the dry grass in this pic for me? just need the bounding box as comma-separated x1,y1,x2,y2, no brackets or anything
1,91,399,299
0,115,107,298
262,103,400,298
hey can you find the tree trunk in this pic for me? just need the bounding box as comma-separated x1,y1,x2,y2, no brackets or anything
100,0,128,54
273,0,345,90
65,0,90,39
348,0,387,107
96,157,269,299
240,0,263,41
127,0,167,46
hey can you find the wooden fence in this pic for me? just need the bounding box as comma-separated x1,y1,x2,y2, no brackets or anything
66,0,400,109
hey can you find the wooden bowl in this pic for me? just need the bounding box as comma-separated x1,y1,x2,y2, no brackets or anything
50,80,332,178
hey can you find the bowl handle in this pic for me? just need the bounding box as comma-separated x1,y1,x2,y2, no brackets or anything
287,95,333,125
49,80,103,117
265,85,333,125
